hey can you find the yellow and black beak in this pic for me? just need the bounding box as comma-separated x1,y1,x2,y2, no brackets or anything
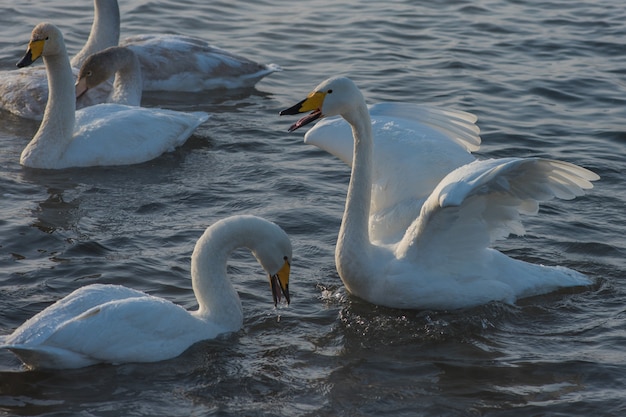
270,256,291,306
279,91,327,132
17,38,46,68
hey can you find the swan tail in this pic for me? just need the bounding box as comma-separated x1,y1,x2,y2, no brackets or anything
1,344,97,370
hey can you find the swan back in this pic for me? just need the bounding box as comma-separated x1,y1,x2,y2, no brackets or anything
121,34,281,91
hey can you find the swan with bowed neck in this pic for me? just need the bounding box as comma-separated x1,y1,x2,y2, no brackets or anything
303,103,480,244
17,23,208,169
0,0,119,120
280,76,598,310
0,215,292,370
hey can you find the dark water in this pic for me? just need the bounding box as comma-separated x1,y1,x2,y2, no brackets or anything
1,0,625,416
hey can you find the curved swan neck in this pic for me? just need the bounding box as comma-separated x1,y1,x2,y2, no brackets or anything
71,0,120,68
190,216,285,330
109,48,143,105
337,101,374,256
21,48,76,168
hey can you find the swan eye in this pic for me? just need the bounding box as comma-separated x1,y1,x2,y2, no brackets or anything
284,255,290,265
86,70,93,77
327,89,333,94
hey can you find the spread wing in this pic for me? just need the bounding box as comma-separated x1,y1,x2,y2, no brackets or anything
396,158,599,266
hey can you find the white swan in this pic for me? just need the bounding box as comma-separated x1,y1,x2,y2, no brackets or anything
17,23,209,169
76,46,143,106
280,76,598,310
0,0,119,120
0,215,292,370
304,103,480,243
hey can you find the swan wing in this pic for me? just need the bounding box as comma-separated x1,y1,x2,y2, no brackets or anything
121,34,280,91
366,103,481,152
397,158,599,266
4,284,147,347
63,103,209,167
304,103,478,243
0,66,113,121
41,297,211,365
0,67,49,120
2,285,217,369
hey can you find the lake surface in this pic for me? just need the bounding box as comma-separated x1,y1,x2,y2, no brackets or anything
1,0,625,416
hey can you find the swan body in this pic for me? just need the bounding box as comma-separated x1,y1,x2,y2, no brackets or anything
0,215,292,370
120,34,281,92
304,103,479,243
281,76,598,310
0,0,119,120
17,23,209,169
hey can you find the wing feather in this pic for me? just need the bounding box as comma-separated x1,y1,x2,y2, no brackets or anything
396,158,598,264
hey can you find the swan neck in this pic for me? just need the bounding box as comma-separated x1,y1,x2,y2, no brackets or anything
110,50,143,105
21,51,76,168
190,217,279,331
71,0,121,67
339,102,374,253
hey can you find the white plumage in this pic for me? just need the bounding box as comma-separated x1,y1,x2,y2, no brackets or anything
18,23,208,169
0,215,292,370
281,76,598,310
304,103,479,243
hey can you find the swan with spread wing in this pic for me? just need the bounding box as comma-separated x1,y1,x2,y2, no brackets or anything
281,76,598,310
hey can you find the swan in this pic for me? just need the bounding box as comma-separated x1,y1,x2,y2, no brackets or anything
0,215,292,370
0,0,119,120
1,0,279,120
76,46,143,106
304,103,480,243
16,23,209,169
120,33,281,92
280,76,599,310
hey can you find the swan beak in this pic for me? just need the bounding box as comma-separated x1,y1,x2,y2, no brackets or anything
75,77,89,99
279,91,327,132
270,256,291,306
17,39,45,68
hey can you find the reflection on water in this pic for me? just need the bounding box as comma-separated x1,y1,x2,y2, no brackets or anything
31,189,81,235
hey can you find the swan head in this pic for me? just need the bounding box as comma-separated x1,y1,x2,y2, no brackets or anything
269,255,291,306
17,23,64,68
75,46,136,99
279,76,364,131
253,239,291,306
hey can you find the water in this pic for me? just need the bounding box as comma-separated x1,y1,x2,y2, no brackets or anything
1,0,625,415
